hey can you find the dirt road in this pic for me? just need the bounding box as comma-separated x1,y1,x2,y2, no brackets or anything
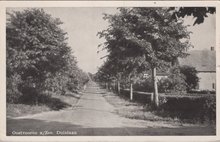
7,82,215,136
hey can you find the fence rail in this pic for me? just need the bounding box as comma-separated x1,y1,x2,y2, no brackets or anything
121,89,153,101
101,83,215,103
120,88,215,102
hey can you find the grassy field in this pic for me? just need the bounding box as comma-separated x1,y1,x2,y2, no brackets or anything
7,93,81,118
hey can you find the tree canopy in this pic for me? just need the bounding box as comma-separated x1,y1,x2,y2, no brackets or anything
7,9,70,81
180,65,199,91
7,9,89,104
97,7,192,107
170,7,216,25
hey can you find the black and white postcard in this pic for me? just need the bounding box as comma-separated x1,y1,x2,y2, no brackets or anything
0,1,219,142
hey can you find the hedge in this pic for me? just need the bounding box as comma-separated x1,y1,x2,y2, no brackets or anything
158,95,216,123
119,89,216,123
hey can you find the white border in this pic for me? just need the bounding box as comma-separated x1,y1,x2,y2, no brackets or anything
0,1,219,142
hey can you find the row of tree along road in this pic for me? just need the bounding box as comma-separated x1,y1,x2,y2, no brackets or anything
7,9,89,105
94,7,216,123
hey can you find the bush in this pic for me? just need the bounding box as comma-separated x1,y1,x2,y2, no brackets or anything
6,74,22,103
119,88,216,123
189,90,216,94
132,66,188,94
133,77,154,92
158,78,171,93
158,95,216,123
157,66,187,93
18,87,38,105
203,96,216,123
180,65,199,91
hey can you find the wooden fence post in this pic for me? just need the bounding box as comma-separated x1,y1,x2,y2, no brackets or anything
117,81,120,95
130,83,133,101
150,93,153,102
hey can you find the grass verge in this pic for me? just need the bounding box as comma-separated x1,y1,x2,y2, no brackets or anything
104,91,216,128
7,93,81,117
103,91,180,123
7,104,50,117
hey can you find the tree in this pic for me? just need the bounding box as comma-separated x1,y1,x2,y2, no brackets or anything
167,66,187,93
6,9,88,104
170,7,216,25
180,65,199,91
98,8,192,107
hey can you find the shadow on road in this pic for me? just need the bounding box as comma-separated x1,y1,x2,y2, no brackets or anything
7,118,216,136
43,97,72,111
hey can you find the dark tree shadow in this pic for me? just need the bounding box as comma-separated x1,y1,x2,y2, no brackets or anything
43,97,72,111
18,94,72,111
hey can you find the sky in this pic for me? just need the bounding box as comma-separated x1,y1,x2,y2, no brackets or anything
8,7,216,74
44,8,117,74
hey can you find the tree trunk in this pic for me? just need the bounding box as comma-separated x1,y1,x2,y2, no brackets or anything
33,86,39,106
117,81,120,95
152,67,159,107
106,82,108,89
130,82,133,101
35,93,39,106
113,81,116,92
109,82,111,90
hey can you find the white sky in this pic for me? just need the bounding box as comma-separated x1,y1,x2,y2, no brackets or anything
8,8,216,74
44,8,117,74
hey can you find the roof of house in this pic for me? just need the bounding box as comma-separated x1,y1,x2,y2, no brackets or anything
178,50,216,72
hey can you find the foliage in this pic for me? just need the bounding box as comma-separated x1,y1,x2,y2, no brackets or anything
119,89,216,123
97,7,192,106
157,65,199,93
179,65,199,91
6,74,22,103
98,7,191,68
170,7,216,25
133,67,188,94
167,66,187,93
156,67,187,93
158,78,172,93
158,95,216,123
7,9,69,79
133,77,154,92
203,95,216,123
7,9,89,104
188,90,216,94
